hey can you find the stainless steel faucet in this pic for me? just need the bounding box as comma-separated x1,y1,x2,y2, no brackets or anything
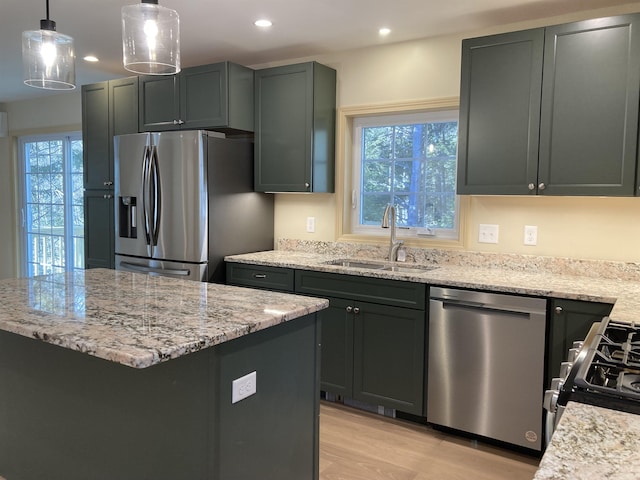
381,204,404,262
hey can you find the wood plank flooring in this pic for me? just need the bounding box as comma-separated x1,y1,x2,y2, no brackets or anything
319,401,540,480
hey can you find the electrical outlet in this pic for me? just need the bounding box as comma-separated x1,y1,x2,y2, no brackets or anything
232,371,257,404
478,224,499,244
524,225,538,246
306,216,315,233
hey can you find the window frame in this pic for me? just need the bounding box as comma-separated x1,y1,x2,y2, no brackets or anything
336,97,468,250
351,109,460,239
18,132,84,277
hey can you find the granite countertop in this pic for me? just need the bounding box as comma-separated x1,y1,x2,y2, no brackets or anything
224,250,640,324
534,401,640,479
0,268,328,369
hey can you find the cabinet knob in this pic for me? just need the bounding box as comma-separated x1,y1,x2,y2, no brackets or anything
353,307,360,314
178,120,185,125
528,183,535,191
538,182,546,190
305,183,310,189
555,306,563,314
173,120,179,125
346,306,353,313
103,181,113,186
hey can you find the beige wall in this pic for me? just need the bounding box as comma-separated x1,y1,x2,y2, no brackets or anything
266,3,640,263
0,101,15,279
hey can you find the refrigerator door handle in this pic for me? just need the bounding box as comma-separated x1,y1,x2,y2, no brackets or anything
141,144,152,249
149,145,161,247
119,261,191,277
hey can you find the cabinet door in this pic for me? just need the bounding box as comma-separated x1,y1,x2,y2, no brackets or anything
255,63,314,192
180,63,228,129
82,82,110,189
353,302,426,416
457,29,544,195
138,75,179,131
84,191,114,269
539,15,640,196
319,297,354,397
109,77,139,139
547,299,613,381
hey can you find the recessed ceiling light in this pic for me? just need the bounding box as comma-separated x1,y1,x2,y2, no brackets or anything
254,19,273,28
83,55,99,62
379,28,391,36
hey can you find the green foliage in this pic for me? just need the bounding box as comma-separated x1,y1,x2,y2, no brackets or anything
360,120,458,229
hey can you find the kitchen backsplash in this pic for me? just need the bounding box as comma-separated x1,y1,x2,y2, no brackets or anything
277,239,640,282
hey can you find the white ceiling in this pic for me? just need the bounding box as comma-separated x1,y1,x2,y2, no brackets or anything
1,0,638,103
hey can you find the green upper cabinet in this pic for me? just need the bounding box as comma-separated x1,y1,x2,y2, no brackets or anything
539,15,640,196
457,29,544,195
83,77,139,190
82,82,111,190
81,77,139,270
254,61,336,193
458,14,640,196
138,62,254,133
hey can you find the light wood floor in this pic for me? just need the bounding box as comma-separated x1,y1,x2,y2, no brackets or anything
319,401,540,480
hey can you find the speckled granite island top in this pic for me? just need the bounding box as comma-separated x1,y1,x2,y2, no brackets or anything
534,402,640,479
0,268,329,369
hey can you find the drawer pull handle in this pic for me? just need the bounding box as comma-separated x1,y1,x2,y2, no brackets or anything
253,274,267,279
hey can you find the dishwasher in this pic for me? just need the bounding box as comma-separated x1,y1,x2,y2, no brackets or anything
427,287,547,451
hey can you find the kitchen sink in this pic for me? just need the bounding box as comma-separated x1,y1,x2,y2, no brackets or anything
382,264,437,273
324,259,387,270
323,259,437,273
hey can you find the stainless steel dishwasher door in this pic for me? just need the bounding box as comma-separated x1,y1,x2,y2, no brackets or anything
427,287,547,451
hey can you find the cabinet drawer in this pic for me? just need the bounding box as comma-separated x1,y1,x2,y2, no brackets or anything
295,270,426,310
226,263,294,292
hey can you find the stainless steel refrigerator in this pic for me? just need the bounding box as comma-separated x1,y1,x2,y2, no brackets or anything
114,130,273,282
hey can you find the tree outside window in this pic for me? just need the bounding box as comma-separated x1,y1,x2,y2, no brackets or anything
352,110,459,239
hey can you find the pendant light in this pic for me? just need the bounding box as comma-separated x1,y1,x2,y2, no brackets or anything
22,0,75,90
122,0,180,75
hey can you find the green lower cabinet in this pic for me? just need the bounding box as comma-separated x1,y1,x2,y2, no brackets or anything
547,298,613,381
229,266,428,416
319,296,426,416
84,190,114,269
318,297,354,396
352,301,425,415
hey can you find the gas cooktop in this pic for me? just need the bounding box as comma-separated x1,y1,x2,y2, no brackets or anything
567,318,640,413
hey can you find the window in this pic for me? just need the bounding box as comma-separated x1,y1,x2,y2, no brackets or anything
351,109,460,240
19,133,84,277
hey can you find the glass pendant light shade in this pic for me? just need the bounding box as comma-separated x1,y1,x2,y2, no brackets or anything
22,17,76,90
122,0,180,75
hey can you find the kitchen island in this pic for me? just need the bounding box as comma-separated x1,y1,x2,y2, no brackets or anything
0,269,329,480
